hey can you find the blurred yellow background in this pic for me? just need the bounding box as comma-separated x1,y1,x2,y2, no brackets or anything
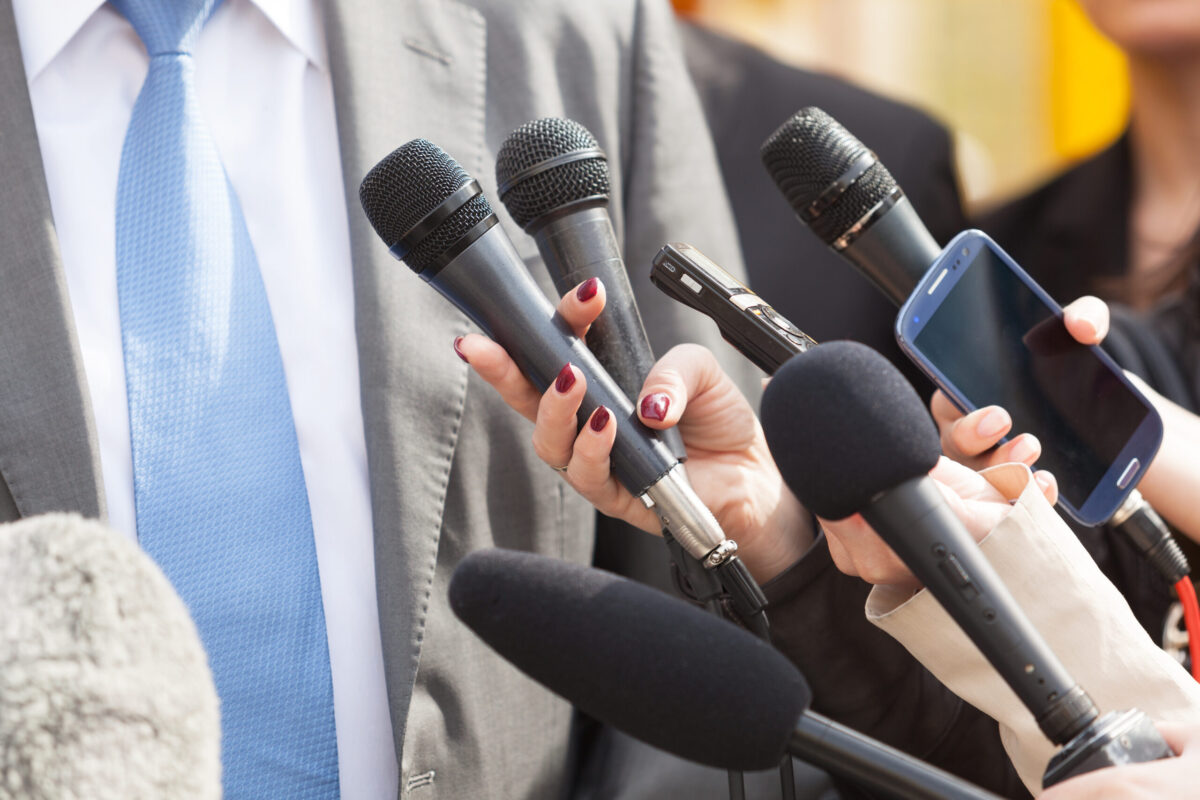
676,0,1130,213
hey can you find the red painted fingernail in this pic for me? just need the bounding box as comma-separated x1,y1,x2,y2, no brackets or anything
453,336,468,363
555,363,576,394
590,405,610,432
640,392,669,421
576,277,599,302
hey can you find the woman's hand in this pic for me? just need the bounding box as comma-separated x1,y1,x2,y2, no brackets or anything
455,278,812,582
817,457,1057,591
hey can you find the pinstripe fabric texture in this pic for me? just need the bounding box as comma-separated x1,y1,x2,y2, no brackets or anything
112,0,339,796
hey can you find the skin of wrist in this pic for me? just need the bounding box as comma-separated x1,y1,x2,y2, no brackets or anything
734,472,814,584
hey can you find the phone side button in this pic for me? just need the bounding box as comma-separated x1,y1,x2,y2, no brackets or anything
1117,458,1141,490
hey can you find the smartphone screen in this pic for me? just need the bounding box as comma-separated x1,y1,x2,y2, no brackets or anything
897,232,1162,524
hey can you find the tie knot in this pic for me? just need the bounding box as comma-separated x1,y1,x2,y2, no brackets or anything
110,0,224,56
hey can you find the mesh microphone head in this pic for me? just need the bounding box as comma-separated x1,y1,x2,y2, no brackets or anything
449,549,811,771
760,341,941,520
761,107,899,246
495,118,610,229
359,138,494,273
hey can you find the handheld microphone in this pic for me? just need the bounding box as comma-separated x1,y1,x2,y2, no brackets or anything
495,118,687,462
449,548,1003,800
761,107,1190,586
760,342,1173,782
358,140,754,583
0,514,220,800
760,107,939,306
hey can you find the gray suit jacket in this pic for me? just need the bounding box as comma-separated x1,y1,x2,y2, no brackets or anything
0,0,751,797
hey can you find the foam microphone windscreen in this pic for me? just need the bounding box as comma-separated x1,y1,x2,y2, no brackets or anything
449,549,810,771
760,341,941,520
0,514,220,800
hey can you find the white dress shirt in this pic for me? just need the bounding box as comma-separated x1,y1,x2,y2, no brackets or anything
12,1,398,796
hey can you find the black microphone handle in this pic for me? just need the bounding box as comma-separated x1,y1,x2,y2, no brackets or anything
532,205,689,462
790,711,1002,800
835,195,940,307
861,476,1098,745
423,222,676,498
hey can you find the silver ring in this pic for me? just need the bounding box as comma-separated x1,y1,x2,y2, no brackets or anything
549,464,569,474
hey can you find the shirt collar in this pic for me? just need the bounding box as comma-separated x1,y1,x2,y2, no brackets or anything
11,0,326,82
11,0,103,81
254,0,327,72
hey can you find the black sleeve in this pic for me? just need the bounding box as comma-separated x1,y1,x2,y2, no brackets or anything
763,537,1031,799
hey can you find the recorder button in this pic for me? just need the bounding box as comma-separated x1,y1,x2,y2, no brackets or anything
763,307,803,336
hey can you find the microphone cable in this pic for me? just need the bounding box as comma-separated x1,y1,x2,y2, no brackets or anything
1109,490,1200,681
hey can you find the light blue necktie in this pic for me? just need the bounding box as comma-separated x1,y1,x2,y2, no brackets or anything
112,1,340,796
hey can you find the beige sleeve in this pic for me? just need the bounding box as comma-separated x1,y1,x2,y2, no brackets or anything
865,463,1200,793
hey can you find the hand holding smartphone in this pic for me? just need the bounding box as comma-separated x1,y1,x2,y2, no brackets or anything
896,230,1162,525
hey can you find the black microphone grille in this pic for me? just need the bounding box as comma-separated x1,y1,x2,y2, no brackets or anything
761,342,941,520
495,118,610,230
359,138,494,273
761,107,899,247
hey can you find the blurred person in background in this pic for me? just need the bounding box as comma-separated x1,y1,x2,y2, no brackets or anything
973,0,1200,647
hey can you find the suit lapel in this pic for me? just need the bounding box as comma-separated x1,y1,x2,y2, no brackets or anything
0,0,105,519
323,0,488,760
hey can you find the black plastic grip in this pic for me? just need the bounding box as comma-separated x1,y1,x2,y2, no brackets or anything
861,477,1098,744
834,195,941,307
533,207,689,462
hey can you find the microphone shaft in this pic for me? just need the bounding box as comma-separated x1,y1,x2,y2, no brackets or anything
790,712,1002,800
534,206,688,461
426,224,728,561
862,477,1096,744
430,225,674,497
834,195,939,306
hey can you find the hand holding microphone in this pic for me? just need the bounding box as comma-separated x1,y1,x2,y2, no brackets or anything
459,303,813,584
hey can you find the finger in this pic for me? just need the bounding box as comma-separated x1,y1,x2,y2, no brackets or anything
567,407,623,504
531,363,587,470
930,390,967,427
637,344,757,449
821,521,863,580
458,334,542,421
1034,470,1058,505
820,515,918,588
1155,721,1199,755
566,407,659,530
556,278,608,339
989,433,1041,467
944,405,1012,458
1062,295,1109,345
